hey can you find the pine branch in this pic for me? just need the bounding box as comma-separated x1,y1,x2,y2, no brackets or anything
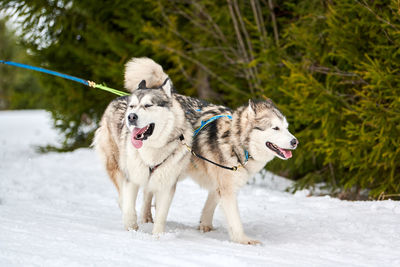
357,0,399,31
173,6,236,64
157,44,247,96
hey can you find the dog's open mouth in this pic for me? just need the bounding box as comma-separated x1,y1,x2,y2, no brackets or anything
266,142,292,159
131,123,155,149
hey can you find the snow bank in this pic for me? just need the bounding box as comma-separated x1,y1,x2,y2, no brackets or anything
0,110,399,267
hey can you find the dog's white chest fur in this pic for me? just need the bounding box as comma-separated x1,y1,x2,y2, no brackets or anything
123,144,150,186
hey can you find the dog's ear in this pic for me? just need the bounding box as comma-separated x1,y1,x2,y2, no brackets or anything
137,80,147,89
161,78,172,97
248,99,256,116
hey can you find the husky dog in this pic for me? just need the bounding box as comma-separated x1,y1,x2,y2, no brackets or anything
182,99,298,244
94,58,207,234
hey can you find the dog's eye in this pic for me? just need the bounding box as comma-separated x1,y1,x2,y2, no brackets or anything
129,105,136,109
273,126,280,131
144,104,153,108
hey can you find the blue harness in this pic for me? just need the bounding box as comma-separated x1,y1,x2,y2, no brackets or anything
193,114,232,137
192,114,250,166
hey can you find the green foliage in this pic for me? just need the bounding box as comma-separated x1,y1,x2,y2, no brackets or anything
267,0,400,199
2,0,399,198
0,19,43,109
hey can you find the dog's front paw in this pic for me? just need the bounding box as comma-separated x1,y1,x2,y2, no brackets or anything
124,223,139,231
241,239,261,245
123,214,138,231
198,224,213,232
152,223,165,235
233,235,262,245
141,213,153,224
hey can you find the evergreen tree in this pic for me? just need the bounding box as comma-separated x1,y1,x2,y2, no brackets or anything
0,19,42,109
274,0,400,198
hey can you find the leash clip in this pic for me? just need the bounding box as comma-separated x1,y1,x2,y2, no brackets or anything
179,135,192,153
87,81,97,88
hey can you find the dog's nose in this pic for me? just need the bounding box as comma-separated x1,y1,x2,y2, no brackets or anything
128,113,138,124
290,138,298,148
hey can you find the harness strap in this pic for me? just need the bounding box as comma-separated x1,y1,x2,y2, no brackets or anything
194,114,249,165
189,149,241,171
149,163,162,174
180,115,250,171
193,114,232,136
149,134,185,174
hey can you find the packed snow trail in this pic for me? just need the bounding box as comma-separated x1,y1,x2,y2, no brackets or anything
0,110,399,267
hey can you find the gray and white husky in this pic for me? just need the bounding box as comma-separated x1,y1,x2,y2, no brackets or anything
93,58,209,234
183,99,298,244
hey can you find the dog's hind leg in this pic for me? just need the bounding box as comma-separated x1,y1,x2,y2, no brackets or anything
219,190,261,245
141,189,153,223
95,125,124,207
199,190,219,232
152,183,177,235
105,165,125,209
106,159,123,192
122,179,139,231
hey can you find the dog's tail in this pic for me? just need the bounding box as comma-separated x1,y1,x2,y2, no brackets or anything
124,57,169,93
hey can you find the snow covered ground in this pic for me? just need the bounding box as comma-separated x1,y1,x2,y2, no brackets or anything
0,110,399,267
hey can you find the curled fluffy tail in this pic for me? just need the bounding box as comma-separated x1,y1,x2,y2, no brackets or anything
124,57,169,92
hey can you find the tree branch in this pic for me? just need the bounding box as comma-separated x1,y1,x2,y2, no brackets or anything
157,44,248,96
357,0,399,31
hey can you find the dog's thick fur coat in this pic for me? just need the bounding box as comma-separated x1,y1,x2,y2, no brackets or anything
183,100,298,244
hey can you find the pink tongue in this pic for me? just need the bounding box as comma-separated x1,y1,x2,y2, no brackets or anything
131,135,143,149
279,148,292,159
131,127,146,149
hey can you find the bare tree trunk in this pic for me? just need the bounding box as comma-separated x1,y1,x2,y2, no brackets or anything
195,68,215,100
267,0,280,47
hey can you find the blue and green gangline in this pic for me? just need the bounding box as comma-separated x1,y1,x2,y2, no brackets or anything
0,60,129,97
